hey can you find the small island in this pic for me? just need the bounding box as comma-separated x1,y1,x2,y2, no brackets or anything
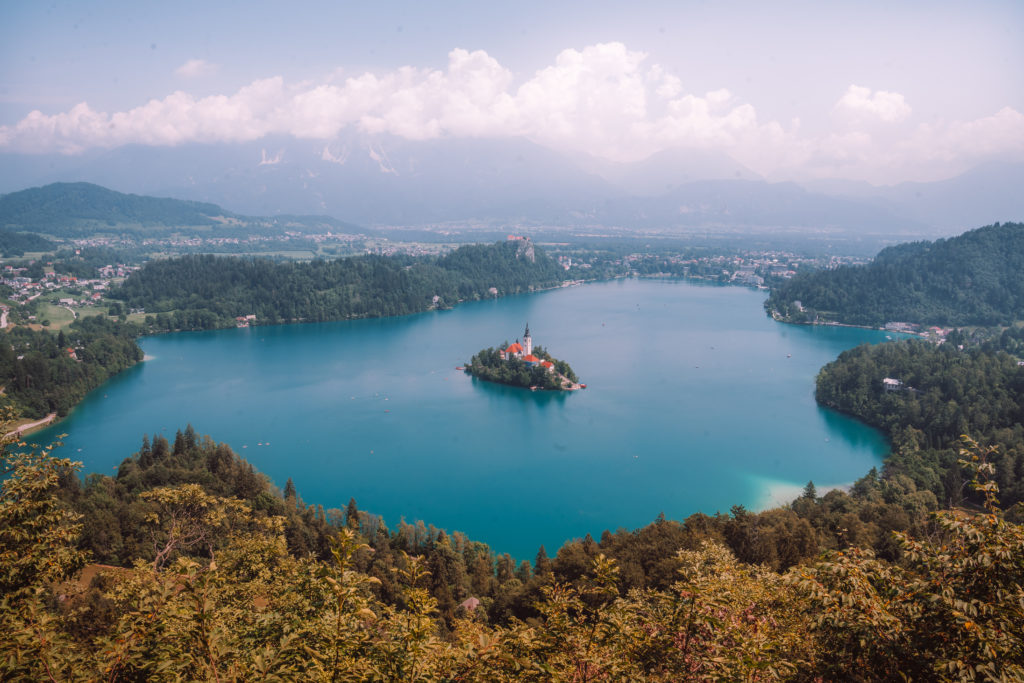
464,324,583,391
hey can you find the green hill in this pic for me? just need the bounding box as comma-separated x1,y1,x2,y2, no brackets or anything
0,182,364,238
0,182,227,235
0,228,55,256
767,222,1024,327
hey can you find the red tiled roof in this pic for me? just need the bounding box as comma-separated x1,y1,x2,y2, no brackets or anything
540,360,554,368
506,343,523,353
523,354,539,362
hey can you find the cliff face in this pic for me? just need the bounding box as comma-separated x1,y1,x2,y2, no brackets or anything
516,239,536,263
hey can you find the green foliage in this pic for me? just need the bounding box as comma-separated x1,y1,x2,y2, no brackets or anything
793,437,1024,681
0,414,85,596
816,339,1024,508
0,414,90,680
0,182,225,236
768,222,1024,326
2,424,1024,680
0,228,54,256
0,315,144,419
114,240,567,331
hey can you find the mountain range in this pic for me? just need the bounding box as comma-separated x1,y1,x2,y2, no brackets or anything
2,134,1021,236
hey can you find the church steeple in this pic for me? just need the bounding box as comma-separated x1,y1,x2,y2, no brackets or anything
523,323,532,356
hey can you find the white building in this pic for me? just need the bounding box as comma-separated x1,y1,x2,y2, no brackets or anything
883,377,904,392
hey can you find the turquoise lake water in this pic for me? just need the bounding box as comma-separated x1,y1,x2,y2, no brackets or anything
36,278,897,560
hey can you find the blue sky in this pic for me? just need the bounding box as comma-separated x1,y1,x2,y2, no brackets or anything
2,0,1022,183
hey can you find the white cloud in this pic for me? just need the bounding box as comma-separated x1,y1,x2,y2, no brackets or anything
905,106,1024,163
1,45,1021,183
175,59,219,79
834,84,911,123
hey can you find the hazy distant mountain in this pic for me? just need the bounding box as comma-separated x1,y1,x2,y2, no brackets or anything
598,179,922,233
577,147,762,197
802,161,1024,233
2,135,1015,235
0,135,621,226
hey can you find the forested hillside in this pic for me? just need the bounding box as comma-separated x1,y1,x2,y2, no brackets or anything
0,182,226,235
2,421,1022,680
0,317,143,419
113,240,567,330
0,228,54,256
816,339,1024,507
0,182,363,238
767,222,1024,326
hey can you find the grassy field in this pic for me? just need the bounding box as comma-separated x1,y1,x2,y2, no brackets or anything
125,312,149,325
34,301,76,329
28,300,110,331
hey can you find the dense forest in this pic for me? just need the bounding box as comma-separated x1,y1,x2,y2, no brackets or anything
0,316,143,419
2,421,1022,680
113,239,568,331
767,222,1024,326
816,338,1024,509
465,344,579,390
0,228,54,257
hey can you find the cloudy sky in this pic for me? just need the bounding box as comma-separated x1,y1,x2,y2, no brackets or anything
2,0,1022,184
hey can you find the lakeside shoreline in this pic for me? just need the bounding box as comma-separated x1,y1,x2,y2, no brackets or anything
768,309,931,339
25,277,904,564
5,412,57,439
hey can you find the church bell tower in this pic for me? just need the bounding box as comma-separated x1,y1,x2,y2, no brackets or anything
523,323,532,356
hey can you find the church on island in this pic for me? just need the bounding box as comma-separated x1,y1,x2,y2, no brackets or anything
464,323,582,390
498,324,556,373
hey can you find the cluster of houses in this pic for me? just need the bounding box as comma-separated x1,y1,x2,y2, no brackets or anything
1,263,139,306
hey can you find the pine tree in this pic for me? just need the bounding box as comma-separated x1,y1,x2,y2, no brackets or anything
346,497,360,532
534,545,552,576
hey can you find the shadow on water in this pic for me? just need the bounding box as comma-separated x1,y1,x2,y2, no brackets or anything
817,405,890,451
467,375,572,405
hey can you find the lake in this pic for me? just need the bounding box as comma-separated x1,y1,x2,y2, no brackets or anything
36,278,897,560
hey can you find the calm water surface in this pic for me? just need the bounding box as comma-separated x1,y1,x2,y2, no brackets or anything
38,279,896,560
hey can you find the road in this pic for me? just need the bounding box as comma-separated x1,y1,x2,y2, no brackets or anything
5,412,57,439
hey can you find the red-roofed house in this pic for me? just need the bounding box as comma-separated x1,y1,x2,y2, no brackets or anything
500,341,523,360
